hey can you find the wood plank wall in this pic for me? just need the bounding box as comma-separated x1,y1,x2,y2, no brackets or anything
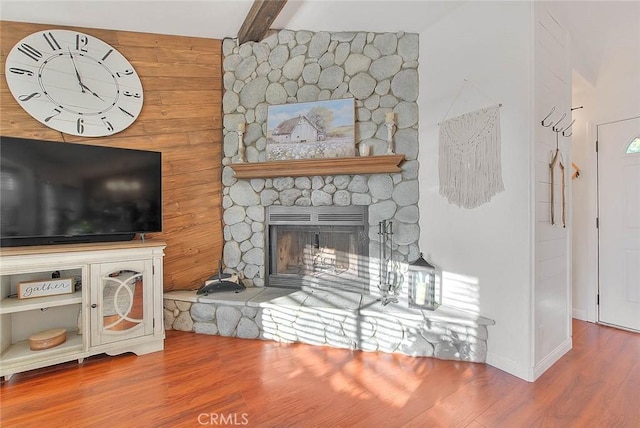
0,21,224,292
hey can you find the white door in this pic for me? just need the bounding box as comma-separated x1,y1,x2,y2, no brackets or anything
598,116,640,331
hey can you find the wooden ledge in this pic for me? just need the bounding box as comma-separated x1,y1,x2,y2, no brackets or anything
231,154,405,179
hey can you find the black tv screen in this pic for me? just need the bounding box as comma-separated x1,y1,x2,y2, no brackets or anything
0,136,162,247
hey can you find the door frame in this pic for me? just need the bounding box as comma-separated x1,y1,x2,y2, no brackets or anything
595,115,640,329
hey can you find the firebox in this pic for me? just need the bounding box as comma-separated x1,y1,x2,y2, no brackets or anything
265,206,369,291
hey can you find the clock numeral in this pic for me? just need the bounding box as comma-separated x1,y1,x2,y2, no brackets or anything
9,67,34,76
17,43,43,62
43,32,62,51
77,118,85,134
76,34,89,52
45,108,62,123
18,92,41,102
101,116,114,132
118,107,135,118
123,91,142,99
116,69,134,77
101,49,114,61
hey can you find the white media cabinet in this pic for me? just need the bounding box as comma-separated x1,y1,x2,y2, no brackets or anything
0,240,166,380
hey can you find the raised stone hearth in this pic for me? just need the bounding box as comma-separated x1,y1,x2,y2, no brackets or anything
164,288,494,362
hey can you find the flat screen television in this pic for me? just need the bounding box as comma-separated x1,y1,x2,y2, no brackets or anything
0,136,162,247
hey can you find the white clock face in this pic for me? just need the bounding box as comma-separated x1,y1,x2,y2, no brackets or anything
4,29,143,137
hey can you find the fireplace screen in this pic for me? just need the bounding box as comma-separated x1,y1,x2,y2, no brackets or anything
266,206,368,290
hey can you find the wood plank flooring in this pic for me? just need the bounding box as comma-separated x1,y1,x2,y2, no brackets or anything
1,319,638,427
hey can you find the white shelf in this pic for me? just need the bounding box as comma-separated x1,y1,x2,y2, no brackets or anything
0,331,84,366
0,291,82,315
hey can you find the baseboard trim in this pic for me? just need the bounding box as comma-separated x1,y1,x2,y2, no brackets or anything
486,353,533,382
532,337,573,381
487,336,573,383
572,308,587,321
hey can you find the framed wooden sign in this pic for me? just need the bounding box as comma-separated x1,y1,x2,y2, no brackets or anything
18,278,74,299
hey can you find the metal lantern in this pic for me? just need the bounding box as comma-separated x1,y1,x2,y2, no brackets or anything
408,253,441,310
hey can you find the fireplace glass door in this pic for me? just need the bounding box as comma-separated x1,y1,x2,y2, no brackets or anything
266,206,368,290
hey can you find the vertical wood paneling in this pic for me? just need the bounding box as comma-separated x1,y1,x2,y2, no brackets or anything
533,7,572,364
0,20,223,292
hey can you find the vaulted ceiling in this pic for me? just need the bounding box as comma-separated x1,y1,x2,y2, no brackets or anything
1,1,638,86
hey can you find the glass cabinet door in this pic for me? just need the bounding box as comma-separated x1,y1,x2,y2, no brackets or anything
90,260,153,346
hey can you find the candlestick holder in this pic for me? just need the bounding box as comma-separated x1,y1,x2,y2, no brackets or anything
385,113,396,154
236,127,245,163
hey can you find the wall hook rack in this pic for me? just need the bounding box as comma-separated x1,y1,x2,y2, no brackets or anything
552,112,567,132
541,106,556,127
562,119,576,137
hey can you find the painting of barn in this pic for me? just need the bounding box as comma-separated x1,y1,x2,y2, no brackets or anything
271,115,325,144
266,98,355,161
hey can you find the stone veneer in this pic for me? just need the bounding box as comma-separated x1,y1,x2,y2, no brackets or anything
221,30,420,289
164,287,494,363
172,30,498,364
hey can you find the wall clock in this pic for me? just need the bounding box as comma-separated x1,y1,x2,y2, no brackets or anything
4,29,143,137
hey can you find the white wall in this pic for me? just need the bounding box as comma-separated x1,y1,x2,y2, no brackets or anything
570,47,640,322
531,5,573,377
418,1,535,380
570,71,597,322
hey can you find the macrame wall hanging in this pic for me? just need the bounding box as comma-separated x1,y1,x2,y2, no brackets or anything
438,81,504,209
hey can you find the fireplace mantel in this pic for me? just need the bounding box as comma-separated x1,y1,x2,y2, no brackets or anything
231,154,405,179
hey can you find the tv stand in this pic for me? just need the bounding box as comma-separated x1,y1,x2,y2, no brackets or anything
0,240,166,381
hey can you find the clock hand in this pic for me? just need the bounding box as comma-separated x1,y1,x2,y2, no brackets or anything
68,48,85,93
79,82,105,102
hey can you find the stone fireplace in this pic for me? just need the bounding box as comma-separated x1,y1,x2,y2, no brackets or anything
266,205,369,291
221,29,421,290
162,29,495,366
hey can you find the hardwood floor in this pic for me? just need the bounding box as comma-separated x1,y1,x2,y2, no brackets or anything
1,319,638,427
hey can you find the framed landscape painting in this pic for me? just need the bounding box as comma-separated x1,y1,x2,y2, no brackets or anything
266,98,355,161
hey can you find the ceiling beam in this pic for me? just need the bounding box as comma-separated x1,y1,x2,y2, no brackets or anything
237,0,288,45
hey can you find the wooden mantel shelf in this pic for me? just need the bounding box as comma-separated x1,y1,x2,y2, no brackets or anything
231,154,405,179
